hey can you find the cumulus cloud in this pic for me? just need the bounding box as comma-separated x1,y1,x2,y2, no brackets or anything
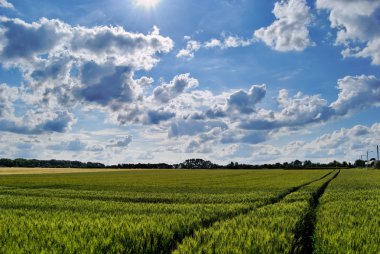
153,73,199,103
204,35,253,49
331,75,380,115
227,84,266,114
0,110,74,134
143,109,176,124
0,0,14,9
169,120,228,138
316,0,380,64
71,25,172,68
108,136,132,147
0,83,17,119
176,40,201,60
0,17,174,133
0,17,70,65
205,84,267,119
229,122,380,164
177,35,253,60
254,0,314,51
238,90,329,130
183,139,212,153
199,74,380,137
79,66,134,106
220,130,267,144
305,123,380,158
48,139,87,151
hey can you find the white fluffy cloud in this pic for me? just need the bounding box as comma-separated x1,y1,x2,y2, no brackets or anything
0,0,13,9
304,123,380,159
0,17,174,134
108,136,132,147
331,75,380,115
227,84,266,114
204,35,253,49
317,0,380,64
177,35,253,60
236,122,380,164
176,40,201,60
71,25,172,68
205,75,380,133
238,90,329,130
0,83,17,119
254,0,313,51
153,73,199,103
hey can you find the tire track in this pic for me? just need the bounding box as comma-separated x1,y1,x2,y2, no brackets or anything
291,170,340,254
168,170,335,253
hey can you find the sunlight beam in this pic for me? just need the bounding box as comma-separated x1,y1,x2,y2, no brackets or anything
135,0,160,9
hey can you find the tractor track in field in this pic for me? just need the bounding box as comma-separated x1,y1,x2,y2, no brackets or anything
291,170,341,254
168,170,336,253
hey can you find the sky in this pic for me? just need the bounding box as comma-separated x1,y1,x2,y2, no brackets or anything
0,0,379,165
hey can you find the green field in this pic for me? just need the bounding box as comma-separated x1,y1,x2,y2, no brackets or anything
0,169,378,253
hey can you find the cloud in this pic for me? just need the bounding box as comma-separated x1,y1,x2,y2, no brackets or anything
204,35,253,49
108,135,132,147
0,17,70,64
331,75,380,115
0,17,174,132
183,139,212,153
176,40,201,60
227,122,380,164
48,139,87,151
79,66,134,106
177,35,253,60
227,84,266,114
0,83,17,118
220,75,380,132
0,0,14,9
169,120,228,138
204,84,266,119
220,130,267,144
143,109,176,124
1,82,75,135
238,90,329,131
0,110,74,134
153,73,199,103
316,0,380,64
254,0,314,51
71,25,173,68
304,123,380,157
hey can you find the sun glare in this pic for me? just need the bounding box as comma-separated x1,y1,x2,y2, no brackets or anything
135,0,160,9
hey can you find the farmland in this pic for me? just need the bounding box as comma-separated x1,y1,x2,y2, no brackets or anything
0,169,378,253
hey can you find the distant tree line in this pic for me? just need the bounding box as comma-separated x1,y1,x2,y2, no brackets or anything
0,158,105,168
0,157,377,169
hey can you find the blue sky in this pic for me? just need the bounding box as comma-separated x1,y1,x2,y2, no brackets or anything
0,0,380,164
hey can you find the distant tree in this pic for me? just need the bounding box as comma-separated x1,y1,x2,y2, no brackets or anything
292,160,302,168
180,159,217,169
354,159,365,168
303,160,312,168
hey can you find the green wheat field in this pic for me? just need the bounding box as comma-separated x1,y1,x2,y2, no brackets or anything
0,169,378,253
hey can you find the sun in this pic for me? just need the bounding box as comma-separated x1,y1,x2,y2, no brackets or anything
135,0,160,8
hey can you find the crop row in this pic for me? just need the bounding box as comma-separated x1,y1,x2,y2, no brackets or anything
173,171,338,253
314,170,380,254
0,170,332,253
